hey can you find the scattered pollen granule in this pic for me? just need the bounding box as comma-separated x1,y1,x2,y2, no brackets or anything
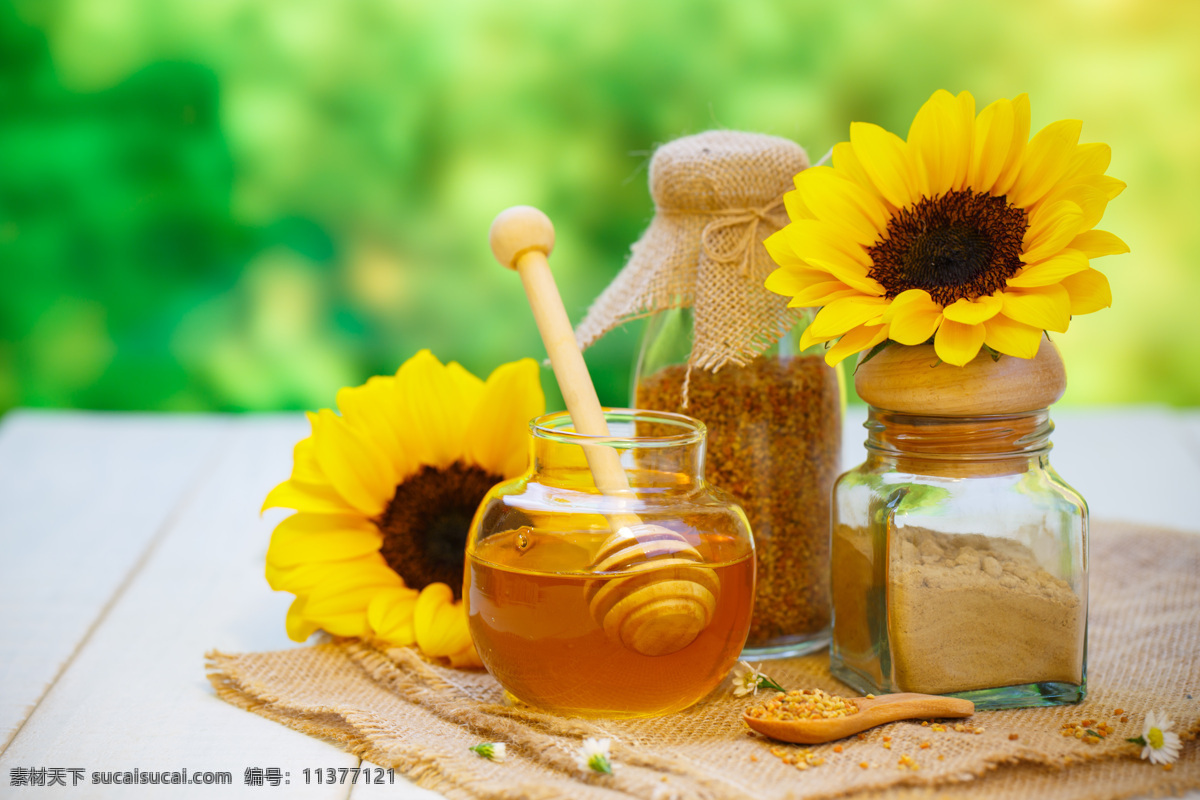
931,724,946,732
744,689,859,722
833,745,843,753
898,755,919,771
883,742,892,750
921,721,930,727
919,742,931,749
749,754,758,762
859,762,869,769
1060,720,1114,744
1009,733,1019,741
769,747,825,770
937,755,945,761
1113,708,1125,716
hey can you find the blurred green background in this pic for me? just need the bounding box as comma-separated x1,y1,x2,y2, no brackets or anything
2,0,1197,415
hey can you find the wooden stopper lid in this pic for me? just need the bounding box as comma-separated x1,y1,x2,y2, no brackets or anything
854,342,1066,416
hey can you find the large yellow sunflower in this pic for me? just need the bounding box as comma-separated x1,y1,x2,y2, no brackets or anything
263,350,544,668
765,90,1128,366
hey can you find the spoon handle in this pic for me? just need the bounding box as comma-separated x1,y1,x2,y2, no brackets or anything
859,693,975,722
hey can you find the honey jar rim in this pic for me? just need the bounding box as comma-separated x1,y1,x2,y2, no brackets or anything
530,408,706,449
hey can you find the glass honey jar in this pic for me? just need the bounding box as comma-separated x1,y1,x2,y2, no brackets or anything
830,343,1088,710
465,408,756,718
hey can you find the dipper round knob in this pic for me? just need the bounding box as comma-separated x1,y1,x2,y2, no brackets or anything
490,206,555,270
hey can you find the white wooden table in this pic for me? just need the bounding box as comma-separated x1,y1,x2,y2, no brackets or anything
1,408,1197,798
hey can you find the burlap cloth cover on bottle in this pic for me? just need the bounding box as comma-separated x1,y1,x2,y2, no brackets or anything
573,130,808,374
208,522,1200,800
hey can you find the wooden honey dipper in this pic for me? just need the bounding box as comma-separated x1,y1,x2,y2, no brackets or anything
490,205,718,657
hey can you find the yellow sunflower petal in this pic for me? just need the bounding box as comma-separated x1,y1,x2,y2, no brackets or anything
289,429,325,484
466,358,545,479
783,218,873,269
267,512,382,568
1041,180,1110,232
883,289,943,345
969,95,1016,191
1064,142,1111,180
787,281,862,308
1007,119,1083,209
908,89,974,196
263,477,356,515
413,583,474,657
832,141,894,210
304,570,404,618
1060,268,1112,314
825,322,889,367
764,227,805,270
1006,249,1090,288
336,378,416,481
784,185,815,221
368,587,420,645
311,408,395,516
942,293,1003,325
1001,285,1072,333
393,350,476,469
1022,201,1084,264
446,361,486,402
1094,175,1126,201
285,597,320,642
764,265,830,297
807,295,891,339
782,220,883,294
983,313,1044,360
793,165,889,245
849,121,918,209
934,319,986,366
312,612,372,638
268,553,395,593
1069,230,1129,258
447,643,483,669
992,94,1031,197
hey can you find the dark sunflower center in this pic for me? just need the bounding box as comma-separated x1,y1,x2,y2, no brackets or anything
376,461,502,600
867,190,1028,306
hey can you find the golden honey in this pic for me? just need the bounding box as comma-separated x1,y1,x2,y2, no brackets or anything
468,527,754,718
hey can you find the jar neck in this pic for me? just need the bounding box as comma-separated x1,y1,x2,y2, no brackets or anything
864,407,1053,478
530,409,707,492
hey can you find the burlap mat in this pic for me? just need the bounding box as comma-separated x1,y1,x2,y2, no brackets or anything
208,521,1200,799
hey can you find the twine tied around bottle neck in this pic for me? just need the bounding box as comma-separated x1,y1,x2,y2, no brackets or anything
659,196,789,276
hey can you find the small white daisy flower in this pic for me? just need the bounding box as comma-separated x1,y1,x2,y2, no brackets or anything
469,742,506,762
576,737,614,775
732,661,785,697
1128,712,1182,765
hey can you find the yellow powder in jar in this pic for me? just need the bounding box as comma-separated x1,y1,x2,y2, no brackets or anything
889,527,1084,695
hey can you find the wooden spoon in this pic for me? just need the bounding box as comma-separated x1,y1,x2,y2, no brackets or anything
743,692,975,744
490,206,717,656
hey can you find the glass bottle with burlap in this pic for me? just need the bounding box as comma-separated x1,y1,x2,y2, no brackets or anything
576,130,844,659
